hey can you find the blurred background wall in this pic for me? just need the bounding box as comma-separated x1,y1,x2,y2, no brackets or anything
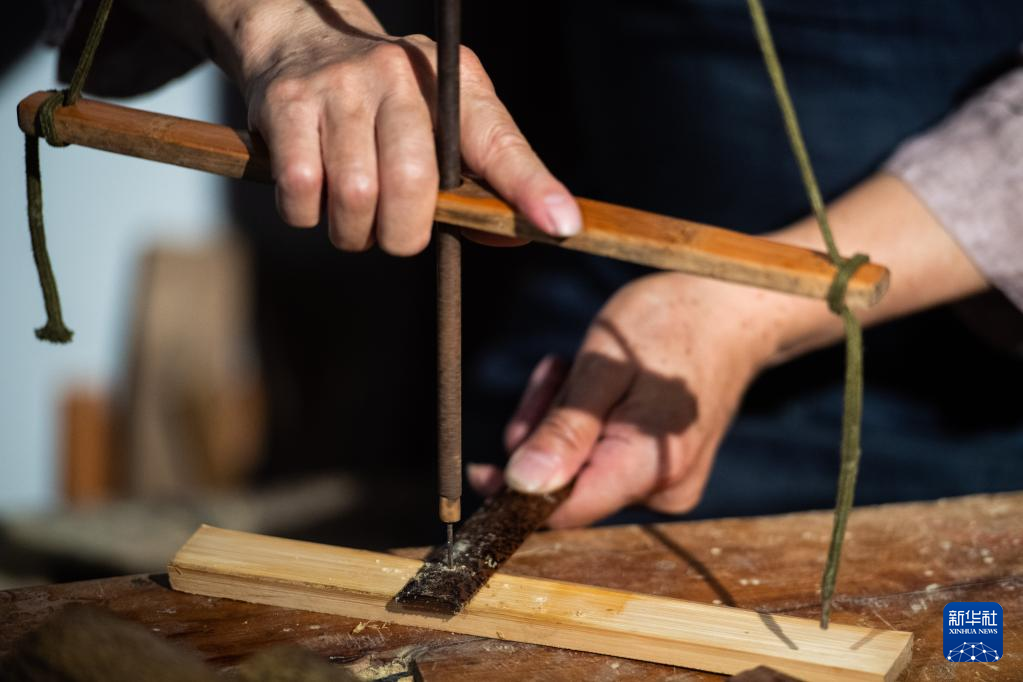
0,48,228,512
0,5,441,589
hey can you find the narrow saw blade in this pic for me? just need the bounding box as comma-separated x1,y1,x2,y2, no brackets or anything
393,486,569,615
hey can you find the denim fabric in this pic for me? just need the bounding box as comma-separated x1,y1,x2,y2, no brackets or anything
463,0,1023,519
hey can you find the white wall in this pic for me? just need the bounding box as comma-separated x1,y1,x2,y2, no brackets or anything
0,48,229,511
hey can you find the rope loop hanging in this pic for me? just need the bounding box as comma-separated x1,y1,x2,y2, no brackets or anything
23,0,115,342
36,91,71,147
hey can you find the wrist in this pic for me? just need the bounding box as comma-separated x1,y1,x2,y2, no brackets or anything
224,0,387,86
757,222,864,366
210,0,305,86
647,272,791,376
119,0,270,85
707,278,803,374
679,270,835,372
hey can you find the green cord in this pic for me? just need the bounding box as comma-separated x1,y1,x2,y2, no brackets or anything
25,134,72,342
63,0,116,106
24,0,115,342
746,0,868,628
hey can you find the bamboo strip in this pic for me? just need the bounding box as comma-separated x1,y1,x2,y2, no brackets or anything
169,526,911,681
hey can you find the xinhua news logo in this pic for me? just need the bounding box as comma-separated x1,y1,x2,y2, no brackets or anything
943,602,1002,663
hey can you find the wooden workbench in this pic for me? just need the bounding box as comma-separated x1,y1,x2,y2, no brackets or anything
2,492,1020,680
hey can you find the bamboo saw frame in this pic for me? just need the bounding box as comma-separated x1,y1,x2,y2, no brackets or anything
169,526,912,681
18,91,889,308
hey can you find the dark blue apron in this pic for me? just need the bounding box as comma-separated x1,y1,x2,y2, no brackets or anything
463,0,1023,519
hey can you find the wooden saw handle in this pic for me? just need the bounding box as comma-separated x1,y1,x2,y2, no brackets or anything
18,91,889,308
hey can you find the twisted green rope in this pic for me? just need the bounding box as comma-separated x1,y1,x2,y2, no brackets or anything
746,0,869,628
25,0,115,342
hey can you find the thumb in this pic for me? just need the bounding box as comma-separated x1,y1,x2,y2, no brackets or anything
504,354,569,452
505,349,634,494
459,53,582,238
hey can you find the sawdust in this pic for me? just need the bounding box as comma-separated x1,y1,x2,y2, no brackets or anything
345,646,418,682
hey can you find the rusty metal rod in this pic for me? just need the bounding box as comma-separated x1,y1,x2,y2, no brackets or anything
436,0,462,567
436,0,461,191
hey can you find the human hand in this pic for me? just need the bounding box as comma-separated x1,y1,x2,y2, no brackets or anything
462,171,997,527
231,0,579,253
468,273,787,527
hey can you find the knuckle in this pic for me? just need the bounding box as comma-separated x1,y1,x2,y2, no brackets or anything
264,76,308,104
276,161,322,198
333,173,378,212
324,63,363,92
537,412,587,453
404,33,432,47
481,123,531,169
370,42,412,75
458,44,482,69
458,46,493,90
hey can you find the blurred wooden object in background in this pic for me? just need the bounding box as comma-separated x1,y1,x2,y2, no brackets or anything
123,236,263,497
61,387,115,504
60,235,264,503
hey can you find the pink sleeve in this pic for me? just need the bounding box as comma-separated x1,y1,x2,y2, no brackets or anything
885,64,1023,312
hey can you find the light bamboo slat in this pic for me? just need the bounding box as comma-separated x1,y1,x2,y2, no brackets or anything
169,525,912,681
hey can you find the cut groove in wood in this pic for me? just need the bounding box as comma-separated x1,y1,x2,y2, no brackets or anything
168,526,912,681
396,487,570,614
18,92,888,308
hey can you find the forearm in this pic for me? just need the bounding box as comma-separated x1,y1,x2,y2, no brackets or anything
752,173,988,365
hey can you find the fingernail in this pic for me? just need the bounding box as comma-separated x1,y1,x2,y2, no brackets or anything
543,194,582,237
505,448,561,493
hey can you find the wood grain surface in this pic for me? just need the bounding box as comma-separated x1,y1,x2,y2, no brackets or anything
17,91,889,308
3,493,1019,681
168,526,912,681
